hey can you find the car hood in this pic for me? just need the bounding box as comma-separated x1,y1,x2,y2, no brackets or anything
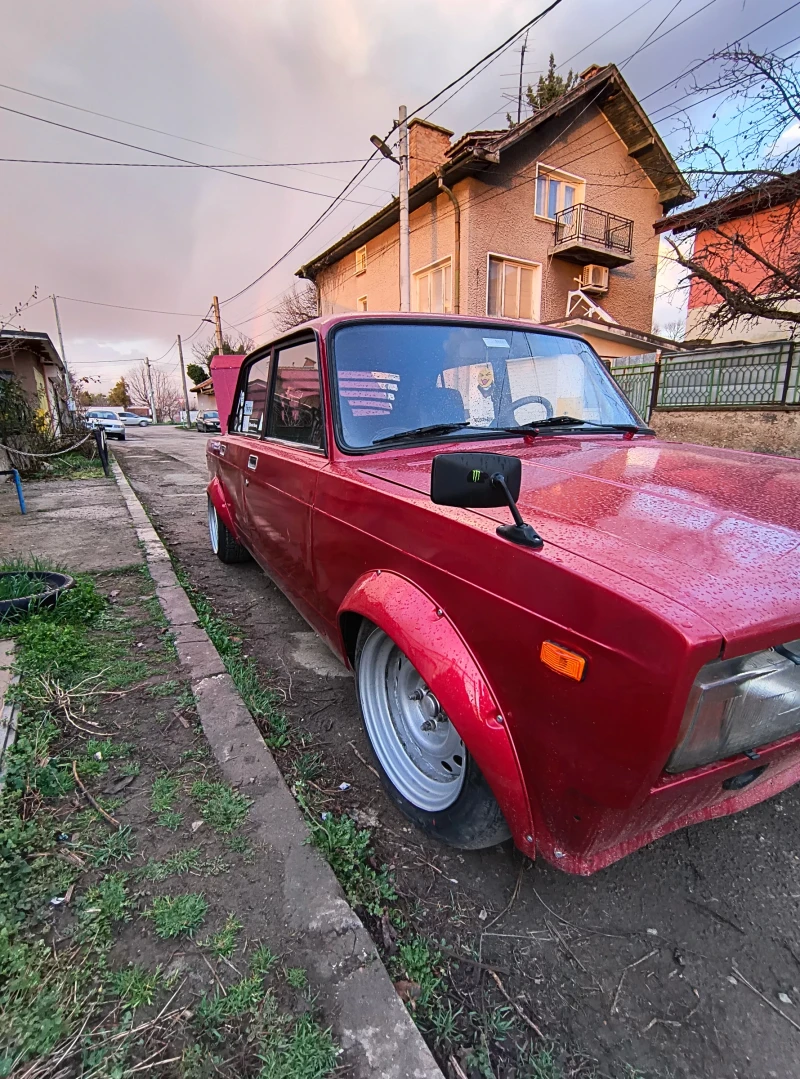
359,436,800,650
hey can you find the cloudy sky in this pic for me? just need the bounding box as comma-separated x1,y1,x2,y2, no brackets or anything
0,0,795,389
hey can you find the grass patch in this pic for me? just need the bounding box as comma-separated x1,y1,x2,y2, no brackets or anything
150,774,180,814
190,780,252,834
302,802,396,917
42,451,105,481
147,893,208,938
284,966,308,990
0,572,50,602
111,963,166,1010
203,913,243,959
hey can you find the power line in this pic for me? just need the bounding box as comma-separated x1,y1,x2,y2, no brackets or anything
0,157,371,169
556,0,658,70
0,103,383,208
58,295,207,317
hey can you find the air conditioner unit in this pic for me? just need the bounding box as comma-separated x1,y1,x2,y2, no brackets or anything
580,264,609,293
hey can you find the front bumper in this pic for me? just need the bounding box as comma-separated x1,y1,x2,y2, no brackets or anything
537,730,800,875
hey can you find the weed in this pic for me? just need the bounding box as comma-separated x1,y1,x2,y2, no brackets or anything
190,780,251,834
147,679,180,698
304,807,396,917
117,759,141,777
292,751,324,783
136,848,202,882
524,1047,562,1079
150,774,180,814
395,937,441,1010
485,1004,516,1041
428,1000,463,1045
194,975,272,1036
225,833,253,857
203,913,243,959
250,944,278,978
201,855,230,876
77,872,131,944
87,825,136,867
257,1013,338,1079
157,810,183,830
147,893,208,938
284,966,308,990
111,963,163,1009
85,739,133,759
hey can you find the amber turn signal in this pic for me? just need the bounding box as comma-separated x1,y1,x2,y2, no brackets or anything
540,641,586,681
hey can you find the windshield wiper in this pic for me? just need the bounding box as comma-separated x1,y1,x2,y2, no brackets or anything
515,416,648,434
371,423,503,446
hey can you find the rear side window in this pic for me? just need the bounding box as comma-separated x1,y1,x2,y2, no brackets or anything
231,355,272,436
267,341,323,448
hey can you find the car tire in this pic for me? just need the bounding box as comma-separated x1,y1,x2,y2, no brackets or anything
139,420,148,427
354,619,510,850
208,497,250,564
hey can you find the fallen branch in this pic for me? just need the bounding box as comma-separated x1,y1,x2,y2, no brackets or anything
488,969,544,1039
450,1056,469,1079
732,964,800,1034
610,949,658,1015
72,761,120,829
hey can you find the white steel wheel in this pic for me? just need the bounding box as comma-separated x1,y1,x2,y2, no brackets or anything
358,626,465,812
208,498,220,554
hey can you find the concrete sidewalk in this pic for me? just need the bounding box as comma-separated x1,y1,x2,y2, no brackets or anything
0,468,443,1079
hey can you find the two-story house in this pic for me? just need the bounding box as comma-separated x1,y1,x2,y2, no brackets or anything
297,63,692,362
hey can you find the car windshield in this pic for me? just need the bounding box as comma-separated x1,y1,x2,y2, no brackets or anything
205,411,218,418
89,411,116,419
331,321,638,450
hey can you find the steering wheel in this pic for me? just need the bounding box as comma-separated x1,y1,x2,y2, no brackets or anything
510,395,554,423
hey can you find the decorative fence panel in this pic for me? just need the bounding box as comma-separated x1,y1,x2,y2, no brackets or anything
611,340,798,421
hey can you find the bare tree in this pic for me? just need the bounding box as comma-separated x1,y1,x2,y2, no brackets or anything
127,363,183,422
653,319,685,342
271,284,319,332
191,331,253,370
660,47,800,338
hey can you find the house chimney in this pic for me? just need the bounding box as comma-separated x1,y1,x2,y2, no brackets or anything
408,118,453,188
579,64,602,81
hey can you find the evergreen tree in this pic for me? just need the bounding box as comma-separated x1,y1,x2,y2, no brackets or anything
108,377,131,408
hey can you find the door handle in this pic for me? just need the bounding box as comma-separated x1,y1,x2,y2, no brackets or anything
247,455,258,471
245,478,249,486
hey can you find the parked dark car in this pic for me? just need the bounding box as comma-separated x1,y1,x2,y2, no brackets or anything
205,313,800,875
196,409,220,433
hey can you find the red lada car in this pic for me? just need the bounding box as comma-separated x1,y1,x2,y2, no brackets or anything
206,314,800,875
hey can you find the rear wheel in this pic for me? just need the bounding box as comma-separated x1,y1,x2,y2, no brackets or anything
354,620,510,849
139,420,148,427
207,497,250,564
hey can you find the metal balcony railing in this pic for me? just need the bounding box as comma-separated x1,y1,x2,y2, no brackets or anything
553,203,634,258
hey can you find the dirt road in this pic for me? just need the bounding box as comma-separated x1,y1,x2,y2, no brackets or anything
116,426,800,1079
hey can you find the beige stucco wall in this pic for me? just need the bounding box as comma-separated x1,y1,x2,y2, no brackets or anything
651,409,800,458
685,301,800,344
575,333,660,361
316,102,663,331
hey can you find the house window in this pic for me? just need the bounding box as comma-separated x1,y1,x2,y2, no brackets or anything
535,165,584,220
414,258,451,314
357,296,368,312
487,256,541,321
355,245,367,275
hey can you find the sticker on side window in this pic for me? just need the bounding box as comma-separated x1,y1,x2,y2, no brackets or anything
243,400,254,415
483,338,510,348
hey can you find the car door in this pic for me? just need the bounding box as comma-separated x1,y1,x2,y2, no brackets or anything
242,336,327,622
218,353,273,541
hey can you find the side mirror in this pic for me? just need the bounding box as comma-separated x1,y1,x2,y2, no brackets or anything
430,452,521,508
431,452,543,550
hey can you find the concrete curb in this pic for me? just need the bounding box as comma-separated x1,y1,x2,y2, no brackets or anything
111,461,444,1079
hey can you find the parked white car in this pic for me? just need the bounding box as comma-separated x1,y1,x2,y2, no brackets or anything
85,409,126,441
119,412,152,427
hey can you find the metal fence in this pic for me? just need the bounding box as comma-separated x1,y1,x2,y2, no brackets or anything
611,340,799,421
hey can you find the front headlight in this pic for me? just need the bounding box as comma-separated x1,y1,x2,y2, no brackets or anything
666,641,800,773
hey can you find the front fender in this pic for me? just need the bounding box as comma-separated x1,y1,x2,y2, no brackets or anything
207,475,241,542
338,570,535,856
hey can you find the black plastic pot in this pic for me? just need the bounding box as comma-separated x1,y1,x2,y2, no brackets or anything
0,571,74,615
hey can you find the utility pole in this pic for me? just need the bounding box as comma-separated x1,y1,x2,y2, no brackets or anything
370,111,410,311
144,355,157,422
51,294,77,418
212,295,224,354
177,334,191,427
517,32,529,126
398,106,411,312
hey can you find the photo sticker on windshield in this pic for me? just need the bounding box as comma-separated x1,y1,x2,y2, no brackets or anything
483,338,510,348
243,400,254,415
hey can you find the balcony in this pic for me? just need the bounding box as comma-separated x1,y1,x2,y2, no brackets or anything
552,203,634,267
